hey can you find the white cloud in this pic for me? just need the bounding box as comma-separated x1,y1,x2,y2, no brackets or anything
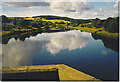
2,0,46,2
79,9,118,19
3,2,50,8
2,0,118,2
50,1,93,13
106,2,114,8
2,1,118,19
2,1,93,18
99,8,102,12
113,1,120,8
2,7,118,19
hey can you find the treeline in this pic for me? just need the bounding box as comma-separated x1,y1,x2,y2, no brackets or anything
1,15,119,33
1,15,70,32
33,15,72,21
92,17,119,33
70,19,91,27
1,15,44,31
33,15,92,26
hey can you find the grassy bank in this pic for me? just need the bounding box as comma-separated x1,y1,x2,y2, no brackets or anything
1,26,118,40
71,27,119,39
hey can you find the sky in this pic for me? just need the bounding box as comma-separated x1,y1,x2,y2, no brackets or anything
0,0,119,19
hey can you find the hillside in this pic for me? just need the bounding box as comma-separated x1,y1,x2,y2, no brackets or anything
32,15,92,24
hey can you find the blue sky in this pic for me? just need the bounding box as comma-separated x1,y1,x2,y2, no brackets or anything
1,0,119,19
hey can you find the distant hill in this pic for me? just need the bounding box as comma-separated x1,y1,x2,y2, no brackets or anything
32,15,92,23
32,15,74,21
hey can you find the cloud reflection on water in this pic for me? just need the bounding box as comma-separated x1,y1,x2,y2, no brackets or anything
2,40,48,67
27,30,92,54
45,30,92,54
2,30,92,66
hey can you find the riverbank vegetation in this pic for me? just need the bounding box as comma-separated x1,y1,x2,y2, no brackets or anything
1,15,119,39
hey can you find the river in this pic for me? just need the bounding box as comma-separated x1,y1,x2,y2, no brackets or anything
2,30,119,81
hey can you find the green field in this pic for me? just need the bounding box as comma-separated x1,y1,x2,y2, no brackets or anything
71,27,119,39
1,15,119,39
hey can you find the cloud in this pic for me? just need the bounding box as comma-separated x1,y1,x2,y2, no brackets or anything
2,0,46,2
2,7,118,19
106,2,114,8
79,9,118,19
2,10,51,17
45,30,92,55
113,1,120,8
65,9,76,12
99,8,102,12
1,0,118,2
2,1,118,19
3,2,50,8
50,2,93,13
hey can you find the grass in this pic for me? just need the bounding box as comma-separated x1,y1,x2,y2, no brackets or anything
50,27,57,30
97,31,118,39
2,26,39,36
2,31,11,35
2,20,119,40
24,17,70,23
71,26,119,39
42,19,70,23
12,28,33,31
24,18,34,20
2,26,119,39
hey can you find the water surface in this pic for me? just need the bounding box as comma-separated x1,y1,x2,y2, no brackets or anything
2,30,119,81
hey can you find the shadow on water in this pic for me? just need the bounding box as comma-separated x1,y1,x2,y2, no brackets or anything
92,33,119,52
2,29,71,44
2,71,59,81
2,31,42,44
2,30,71,44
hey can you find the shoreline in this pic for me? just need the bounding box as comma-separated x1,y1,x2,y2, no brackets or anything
1,27,118,40
71,27,119,39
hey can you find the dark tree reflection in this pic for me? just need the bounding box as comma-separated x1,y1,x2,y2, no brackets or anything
92,33,119,52
2,31,42,44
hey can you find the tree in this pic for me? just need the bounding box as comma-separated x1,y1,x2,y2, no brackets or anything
104,17,119,33
44,25,50,31
13,18,17,25
19,20,30,27
58,24,65,30
59,21,65,24
92,18,102,28
81,24,84,27
1,15,10,23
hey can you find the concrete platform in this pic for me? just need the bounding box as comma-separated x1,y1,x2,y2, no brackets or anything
2,64,100,81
